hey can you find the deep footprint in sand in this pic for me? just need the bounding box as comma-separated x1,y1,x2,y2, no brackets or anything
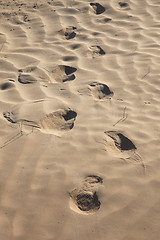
50,65,77,83
87,45,105,58
38,109,77,134
104,131,146,171
58,26,77,40
90,3,105,15
105,131,136,154
69,175,103,215
3,109,77,135
89,82,114,100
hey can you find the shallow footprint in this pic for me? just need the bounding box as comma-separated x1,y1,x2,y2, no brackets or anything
57,26,77,40
69,175,103,215
18,74,37,84
87,45,105,58
50,65,77,83
89,82,114,100
90,3,105,14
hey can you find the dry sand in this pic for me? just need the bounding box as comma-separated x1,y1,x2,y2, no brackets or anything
0,0,160,239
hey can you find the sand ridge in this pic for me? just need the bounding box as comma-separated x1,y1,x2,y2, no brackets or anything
0,0,160,239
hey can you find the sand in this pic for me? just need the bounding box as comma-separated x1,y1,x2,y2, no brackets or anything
0,0,160,239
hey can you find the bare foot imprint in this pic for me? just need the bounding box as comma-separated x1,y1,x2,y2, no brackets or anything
87,45,105,58
69,175,103,215
90,3,105,15
89,82,114,100
50,65,77,83
57,26,77,40
3,109,77,134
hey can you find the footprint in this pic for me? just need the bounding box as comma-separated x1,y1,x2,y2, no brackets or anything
3,111,17,124
90,3,105,15
87,45,105,58
3,109,77,134
89,82,114,100
69,175,103,215
105,131,136,153
104,131,146,171
18,74,37,84
118,2,129,8
38,109,77,134
57,26,76,40
3,111,39,127
50,65,77,83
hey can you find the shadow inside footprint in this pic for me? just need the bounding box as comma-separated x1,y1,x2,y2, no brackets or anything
63,74,75,82
97,46,105,55
105,131,136,151
3,111,38,128
90,3,105,14
87,175,103,183
76,192,100,212
89,82,114,100
51,65,77,83
62,110,77,121
89,45,105,57
58,26,77,40
18,74,37,84
65,31,76,40
70,175,103,214
104,131,146,173
117,133,136,151
64,66,77,75
3,108,77,134
119,2,129,8
3,111,16,124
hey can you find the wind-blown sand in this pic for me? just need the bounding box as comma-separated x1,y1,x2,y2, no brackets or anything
0,0,160,239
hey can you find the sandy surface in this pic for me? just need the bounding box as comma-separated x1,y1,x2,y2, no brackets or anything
0,0,160,239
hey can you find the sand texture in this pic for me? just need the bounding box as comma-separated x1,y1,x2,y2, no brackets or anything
0,0,160,239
